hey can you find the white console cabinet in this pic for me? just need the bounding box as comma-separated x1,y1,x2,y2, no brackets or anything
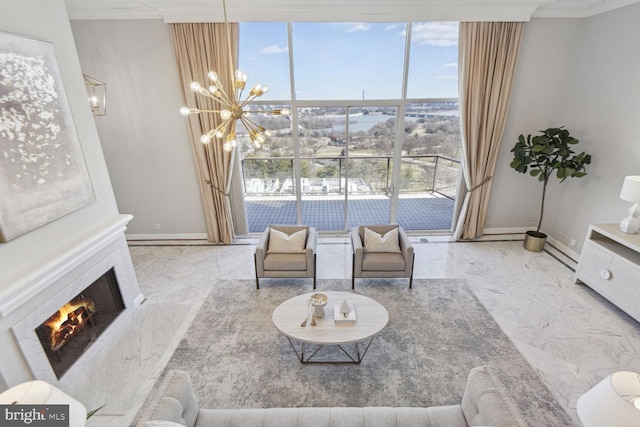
574,224,640,322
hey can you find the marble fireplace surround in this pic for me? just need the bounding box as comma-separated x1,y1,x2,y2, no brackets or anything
1,215,144,389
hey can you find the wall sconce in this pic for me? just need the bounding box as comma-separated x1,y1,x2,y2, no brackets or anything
83,74,106,116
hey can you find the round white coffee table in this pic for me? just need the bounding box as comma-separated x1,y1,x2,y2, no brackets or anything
272,291,389,363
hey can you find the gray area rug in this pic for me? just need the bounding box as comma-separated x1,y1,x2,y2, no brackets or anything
161,279,574,426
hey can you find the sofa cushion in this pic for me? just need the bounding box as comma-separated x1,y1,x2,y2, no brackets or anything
144,422,186,427
362,252,406,271
195,406,446,427
363,226,401,253
268,228,307,253
264,253,307,271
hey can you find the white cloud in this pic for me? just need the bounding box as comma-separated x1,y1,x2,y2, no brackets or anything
261,45,288,55
346,23,370,33
412,22,458,47
384,24,397,31
444,62,458,68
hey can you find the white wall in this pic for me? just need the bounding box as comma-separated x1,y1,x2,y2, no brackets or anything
0,0,122,387
487,18,584,235
551,3,640,248
70,20,207,238
488,4,640,251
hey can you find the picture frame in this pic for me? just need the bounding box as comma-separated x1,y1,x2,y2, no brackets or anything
0,32,95,243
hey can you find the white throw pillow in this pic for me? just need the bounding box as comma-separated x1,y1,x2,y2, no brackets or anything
363,227,401,253
268,228,307,253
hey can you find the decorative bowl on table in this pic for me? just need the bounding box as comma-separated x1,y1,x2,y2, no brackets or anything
309,293,328,318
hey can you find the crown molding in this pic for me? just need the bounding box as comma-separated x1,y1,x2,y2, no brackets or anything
64,0,640,21
533,0,640,17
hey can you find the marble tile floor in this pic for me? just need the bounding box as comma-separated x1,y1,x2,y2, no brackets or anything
83,237,640,426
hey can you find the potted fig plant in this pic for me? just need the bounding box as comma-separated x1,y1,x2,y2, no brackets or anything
510,127,591,251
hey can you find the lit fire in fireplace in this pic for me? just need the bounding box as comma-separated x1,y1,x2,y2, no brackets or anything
43,297,97,352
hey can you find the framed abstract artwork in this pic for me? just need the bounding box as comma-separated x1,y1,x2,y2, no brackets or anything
0,32,95,243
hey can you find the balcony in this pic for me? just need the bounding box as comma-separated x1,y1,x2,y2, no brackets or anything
242,154,460,232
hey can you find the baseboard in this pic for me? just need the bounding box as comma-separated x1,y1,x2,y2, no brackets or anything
483,226,530,235
483,224,580,262
126,233,208,241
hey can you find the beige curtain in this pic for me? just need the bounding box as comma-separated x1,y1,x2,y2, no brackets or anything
170,23,238,244
454,22,524,240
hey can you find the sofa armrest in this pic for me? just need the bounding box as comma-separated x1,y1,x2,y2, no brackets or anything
137,370,199,427
398,227,414,275
350,227,364,276
254,227,270,276
461,366,526,427
305,227,317,276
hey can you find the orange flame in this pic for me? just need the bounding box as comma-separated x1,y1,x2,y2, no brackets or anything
44,298,96,351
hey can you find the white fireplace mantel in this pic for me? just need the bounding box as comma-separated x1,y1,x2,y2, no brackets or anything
2,213,145,388
0,214,143,317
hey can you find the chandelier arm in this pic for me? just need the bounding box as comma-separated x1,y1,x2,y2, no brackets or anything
239,94,258,108
237,116,255,133
241,115,263,132
213,88,234,108
193,109,226,114
236,87,245,103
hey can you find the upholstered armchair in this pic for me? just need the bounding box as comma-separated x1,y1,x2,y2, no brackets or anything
254,225,317,289
351,224,415,289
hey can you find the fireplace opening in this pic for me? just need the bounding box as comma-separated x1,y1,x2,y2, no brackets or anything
35,268,125,379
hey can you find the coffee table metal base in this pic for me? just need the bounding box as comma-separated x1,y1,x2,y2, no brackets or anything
285,336,376,364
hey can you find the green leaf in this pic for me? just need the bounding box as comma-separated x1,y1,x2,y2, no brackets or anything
530,169,541,176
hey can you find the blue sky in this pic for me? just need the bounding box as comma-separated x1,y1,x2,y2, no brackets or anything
239,22,458,101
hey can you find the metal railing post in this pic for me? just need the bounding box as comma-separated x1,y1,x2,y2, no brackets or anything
432,156,439,194
241,159,247,194
339,157,343,194
386,157,391,196
291,159,295,194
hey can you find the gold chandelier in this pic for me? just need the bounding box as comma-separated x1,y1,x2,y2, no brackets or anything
180,0,289,152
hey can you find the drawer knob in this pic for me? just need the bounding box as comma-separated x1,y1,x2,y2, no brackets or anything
600,269,612,280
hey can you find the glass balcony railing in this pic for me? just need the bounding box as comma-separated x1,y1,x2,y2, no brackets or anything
241,154,460,199
241,154,460,232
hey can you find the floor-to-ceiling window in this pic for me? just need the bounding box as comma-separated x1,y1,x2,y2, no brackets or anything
237,22,461,233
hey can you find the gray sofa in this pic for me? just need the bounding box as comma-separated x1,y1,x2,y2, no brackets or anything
137,366,526,427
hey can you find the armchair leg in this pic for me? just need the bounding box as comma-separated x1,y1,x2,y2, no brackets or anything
254,253,260,290
352,254,356,289
409,252,415,289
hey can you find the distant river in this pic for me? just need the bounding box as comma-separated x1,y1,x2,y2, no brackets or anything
329,112,459,133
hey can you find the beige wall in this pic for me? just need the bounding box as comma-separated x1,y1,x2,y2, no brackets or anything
71,19,207,238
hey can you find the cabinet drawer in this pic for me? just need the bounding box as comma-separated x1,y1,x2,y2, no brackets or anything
600,258,640,313
576,242,612,291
